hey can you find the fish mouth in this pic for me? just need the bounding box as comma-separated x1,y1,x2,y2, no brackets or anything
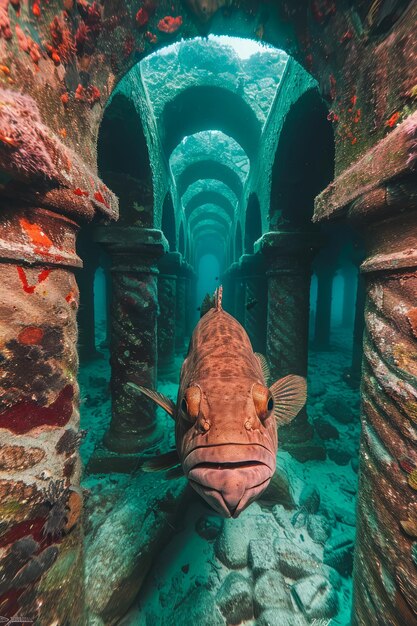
184,444,276,518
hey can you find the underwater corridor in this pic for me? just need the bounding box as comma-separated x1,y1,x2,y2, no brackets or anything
1,3,417,626
80,35,363,626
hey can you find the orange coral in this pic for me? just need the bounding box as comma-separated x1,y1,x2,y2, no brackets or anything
0,0,12,40
157,15,182,33
15,24,41,64
47,15,76,65
386,111,401,128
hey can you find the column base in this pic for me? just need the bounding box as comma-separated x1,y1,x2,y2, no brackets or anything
87,423,164,473
103,420,163,453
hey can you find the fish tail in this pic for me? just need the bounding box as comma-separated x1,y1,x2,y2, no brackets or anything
214,285,223,311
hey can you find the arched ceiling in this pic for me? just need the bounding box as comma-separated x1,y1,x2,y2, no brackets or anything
170,131,249,186
192,221,228,240
161,86,261,160
184,191,236,222
182,180,239,208
189,207,231,232
177,160,243,198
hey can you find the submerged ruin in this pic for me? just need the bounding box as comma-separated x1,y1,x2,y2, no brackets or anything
0,1,417,625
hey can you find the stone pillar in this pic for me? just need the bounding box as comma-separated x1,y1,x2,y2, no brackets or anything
313,113,417,625
240,253,267,354
231,260,245,325
76,226,101,361
184,263,197,339
312,255,338,350
221,265,235,316
175,259,187,355
256,231,319,450
0,205,86,624
343,271,366,389
94,227,167,456
350,204,417,626
341,263,357,328
158,252,181,380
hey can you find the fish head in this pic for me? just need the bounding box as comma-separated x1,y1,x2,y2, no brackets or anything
176,380,278,518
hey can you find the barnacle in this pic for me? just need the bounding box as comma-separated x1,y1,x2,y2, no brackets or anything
42,479,70,539
56,428,87,454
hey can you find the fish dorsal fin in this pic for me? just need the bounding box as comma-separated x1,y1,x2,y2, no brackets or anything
141,449,180,472
270,375,307,426
255,353,271,384
214,285,223,311
127,382,176,419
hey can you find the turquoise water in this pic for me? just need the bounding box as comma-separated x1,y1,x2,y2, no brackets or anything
80,34,360,626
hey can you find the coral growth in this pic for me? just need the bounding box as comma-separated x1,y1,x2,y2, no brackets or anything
42,479,70,540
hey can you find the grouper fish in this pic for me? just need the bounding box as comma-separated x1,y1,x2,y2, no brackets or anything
129,287,306,518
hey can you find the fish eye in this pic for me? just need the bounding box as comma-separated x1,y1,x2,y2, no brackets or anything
267,396,274,412
181,398,188,413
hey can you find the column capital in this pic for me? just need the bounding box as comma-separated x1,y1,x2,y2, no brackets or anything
240,252,266,276
159,250,182,275
255,230,321,257
0,89,118,223
255,231,321,275
0,205,82,268
94,226,168,272
314,111,417,224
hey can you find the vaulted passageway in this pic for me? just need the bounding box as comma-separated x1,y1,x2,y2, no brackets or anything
1,4,417,625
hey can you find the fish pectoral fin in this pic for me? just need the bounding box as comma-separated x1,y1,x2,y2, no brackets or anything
270,375,307,426
141,449,181,473
255,352,271,384
127,382,176,418
259,468,295,510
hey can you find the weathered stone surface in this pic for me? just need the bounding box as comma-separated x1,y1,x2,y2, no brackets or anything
256,608,307,626
299,485,320,514
308,379,326,398
254,570,292,615
327,443,354,465
214,513,254,569
196,514,223,540
314,417,340,440
248,539,277,578
167,587,226,626
323,532,355,577
282,442,326,462
274,539,341,589
324,395,355,424
85,472,187,623
334,506,356,527
291,575,339,620
306,514,332,544
216,572,253,624
0,445,45,470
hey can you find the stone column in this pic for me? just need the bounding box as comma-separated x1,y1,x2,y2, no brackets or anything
231,260,245,325
256,231,320,452
341,263,357,327
76,226,101,361
184,263,197,339
158,252,181,381
313,112,417,624
349,203,417,626
0,205,86,624
240,253,267,354
175,259,187,355
343,271,366,389
312,254,338,350
221,264,236,316
93,227,167,457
